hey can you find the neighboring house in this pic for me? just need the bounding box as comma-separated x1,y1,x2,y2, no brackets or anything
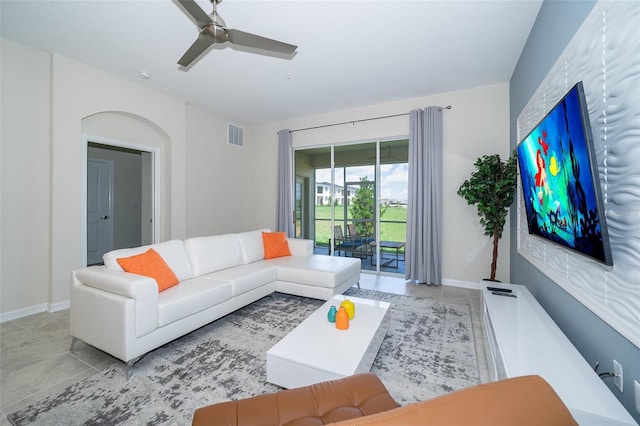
315,182,356,206
380,198,407,206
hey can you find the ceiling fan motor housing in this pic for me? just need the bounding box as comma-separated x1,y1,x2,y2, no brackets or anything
202,24,228,44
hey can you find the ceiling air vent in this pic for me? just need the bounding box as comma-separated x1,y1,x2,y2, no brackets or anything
227,123,244,147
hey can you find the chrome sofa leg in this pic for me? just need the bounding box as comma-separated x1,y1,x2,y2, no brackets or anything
271,292,278,301
126,361,134,380
357,281,361,289
125,355,143,380
69,337,78,352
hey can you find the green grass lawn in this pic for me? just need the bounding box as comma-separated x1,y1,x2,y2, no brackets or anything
314,205,407,252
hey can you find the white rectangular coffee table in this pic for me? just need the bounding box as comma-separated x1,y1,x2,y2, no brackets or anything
266,295,391,389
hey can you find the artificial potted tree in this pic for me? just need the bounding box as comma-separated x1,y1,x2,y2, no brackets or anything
457,153,518,281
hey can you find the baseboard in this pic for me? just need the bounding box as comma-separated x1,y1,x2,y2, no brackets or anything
50,299,70,312
0,303,48,323
0,299,70,323
442,278,481,290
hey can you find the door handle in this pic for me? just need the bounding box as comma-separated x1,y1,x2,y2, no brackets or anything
101,216,109,219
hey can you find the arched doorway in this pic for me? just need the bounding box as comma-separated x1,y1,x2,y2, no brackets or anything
82,111,168,266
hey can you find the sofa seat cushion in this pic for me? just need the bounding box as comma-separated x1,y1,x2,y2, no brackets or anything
202,262,277,297
158,277,232,327
270,255,361,289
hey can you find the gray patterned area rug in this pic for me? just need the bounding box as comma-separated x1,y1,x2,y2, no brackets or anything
7,288,480,425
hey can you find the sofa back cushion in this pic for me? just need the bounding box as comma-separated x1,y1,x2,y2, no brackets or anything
103,239,195,281
185,234,244,276
237,229,270,264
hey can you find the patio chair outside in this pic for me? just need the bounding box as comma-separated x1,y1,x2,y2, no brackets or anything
345,223,372,258
332,225,350,256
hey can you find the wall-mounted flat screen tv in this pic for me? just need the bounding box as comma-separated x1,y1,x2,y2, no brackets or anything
516,81,613,266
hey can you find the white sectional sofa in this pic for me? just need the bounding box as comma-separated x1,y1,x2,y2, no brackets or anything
70,229,361,377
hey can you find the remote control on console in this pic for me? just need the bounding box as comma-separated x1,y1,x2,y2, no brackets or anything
487,286,512,293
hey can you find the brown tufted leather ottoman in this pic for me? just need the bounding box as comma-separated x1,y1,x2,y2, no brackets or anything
192,373,399,426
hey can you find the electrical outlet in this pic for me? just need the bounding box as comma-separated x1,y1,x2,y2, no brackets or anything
613,359,623,392
634,380,640,414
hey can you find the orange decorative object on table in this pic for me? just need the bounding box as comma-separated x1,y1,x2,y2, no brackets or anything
335,306,349,330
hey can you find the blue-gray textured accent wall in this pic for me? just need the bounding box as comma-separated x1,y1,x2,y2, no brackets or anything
509,0,640,423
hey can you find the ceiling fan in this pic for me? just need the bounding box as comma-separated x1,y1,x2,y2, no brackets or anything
176,0,297,68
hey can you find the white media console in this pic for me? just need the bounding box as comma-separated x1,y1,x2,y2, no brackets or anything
482,283,637,425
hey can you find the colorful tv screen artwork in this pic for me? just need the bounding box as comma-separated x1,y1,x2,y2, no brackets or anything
516,81,613,266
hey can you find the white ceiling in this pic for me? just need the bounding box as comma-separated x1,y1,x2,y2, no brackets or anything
0,0,543,125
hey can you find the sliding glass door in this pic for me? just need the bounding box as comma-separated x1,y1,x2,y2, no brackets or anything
378,140,409,271
335,143,376,257
294,139,408,275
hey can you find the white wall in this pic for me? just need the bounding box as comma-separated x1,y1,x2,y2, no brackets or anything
185,106,256,236
0,38,267,318
183,104,288,236
252,83,511,284
47,55,188,306
0,39,51,315
0,39,190,317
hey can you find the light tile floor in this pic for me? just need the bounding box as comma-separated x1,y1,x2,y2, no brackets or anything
0,274,489,424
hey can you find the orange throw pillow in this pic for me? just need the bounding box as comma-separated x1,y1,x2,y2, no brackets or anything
262,232,292,259
117,248,179,292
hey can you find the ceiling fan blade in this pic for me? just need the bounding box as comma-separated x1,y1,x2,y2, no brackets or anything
178,36,214,67
226,29,297,54
177,0,213,28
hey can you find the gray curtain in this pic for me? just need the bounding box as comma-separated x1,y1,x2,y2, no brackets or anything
405,107,443,285
277,129,294,237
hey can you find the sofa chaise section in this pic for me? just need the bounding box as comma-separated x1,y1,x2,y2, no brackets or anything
271,255,362,300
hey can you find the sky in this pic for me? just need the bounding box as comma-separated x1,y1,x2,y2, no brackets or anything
315,163,409,203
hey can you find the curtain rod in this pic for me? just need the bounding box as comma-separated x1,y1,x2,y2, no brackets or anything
288,105,451,134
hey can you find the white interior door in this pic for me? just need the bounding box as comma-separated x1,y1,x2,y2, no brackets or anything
87,159,113,265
